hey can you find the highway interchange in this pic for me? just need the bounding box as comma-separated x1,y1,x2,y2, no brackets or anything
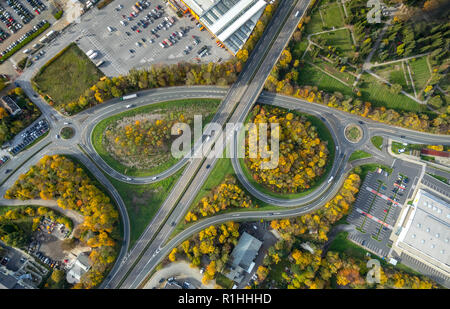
0,0,449,289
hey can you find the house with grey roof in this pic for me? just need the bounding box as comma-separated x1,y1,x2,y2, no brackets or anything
225,232,262,283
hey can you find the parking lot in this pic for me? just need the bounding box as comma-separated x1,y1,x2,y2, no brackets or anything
72,0,231,76
347,161,422,257
0,0,52,55
7,118,49,156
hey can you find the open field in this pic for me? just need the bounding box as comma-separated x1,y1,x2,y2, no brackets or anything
32,43,104,108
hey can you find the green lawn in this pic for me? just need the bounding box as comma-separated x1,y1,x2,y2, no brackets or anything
349,150,372,162
264,258,290,288
328,231,368,260
215,273,234,289
328,231,424,278
355,163,393,181
297,62,354,96
91,98,221,177
391,141,425,155
32,43,103,107
305,0,345,33
358,73,426,112
371,136,383,150
321,2,345,29
409,56,431,93
308,56,356,85
313,28,355,58
372,63,411,93
305,7,326,34
106,169,183,249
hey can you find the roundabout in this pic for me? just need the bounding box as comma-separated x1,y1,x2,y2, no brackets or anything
344,123,363,144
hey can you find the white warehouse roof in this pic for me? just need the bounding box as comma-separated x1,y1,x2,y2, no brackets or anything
398,189,450,268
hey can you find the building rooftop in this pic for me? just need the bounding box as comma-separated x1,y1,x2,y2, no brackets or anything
230,231,262,272
182,0,216,15
398,189,450,267
0,272,19,289
66,253,92,284
1,95,21,115
182,0,267,54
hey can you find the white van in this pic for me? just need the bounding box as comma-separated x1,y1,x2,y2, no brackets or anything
89,52,98,59
86,49,94,56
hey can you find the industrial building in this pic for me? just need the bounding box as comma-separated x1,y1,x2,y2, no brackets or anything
168,0,268,54
391,188,450,286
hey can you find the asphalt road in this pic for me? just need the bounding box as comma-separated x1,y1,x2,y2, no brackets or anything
1,0,449,290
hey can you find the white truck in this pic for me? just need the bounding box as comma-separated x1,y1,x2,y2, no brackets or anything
122,94,137,100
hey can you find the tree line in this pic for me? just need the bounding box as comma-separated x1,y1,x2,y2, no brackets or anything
46,61,241,116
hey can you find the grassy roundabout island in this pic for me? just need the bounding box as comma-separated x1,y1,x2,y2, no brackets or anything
60,127,75,139
92,98,221,177
239,104,335,199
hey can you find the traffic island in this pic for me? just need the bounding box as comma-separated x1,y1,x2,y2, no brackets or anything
60,127,75,139
344,124,363,144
